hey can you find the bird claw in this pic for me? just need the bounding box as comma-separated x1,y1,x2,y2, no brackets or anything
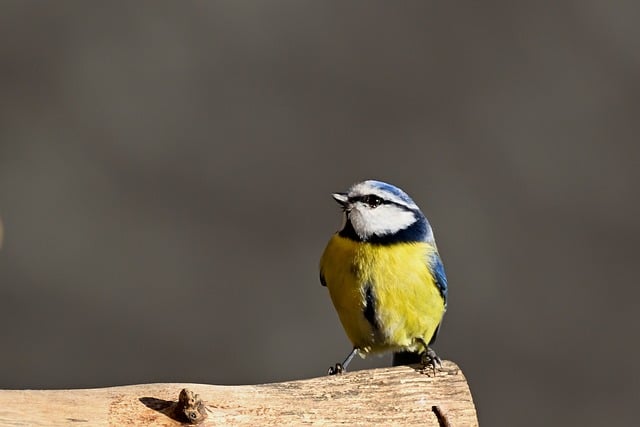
327,363,344,375
327,348,357,375
421,348,442,375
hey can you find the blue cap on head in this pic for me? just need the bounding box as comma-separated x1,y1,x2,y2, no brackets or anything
364,180,416,206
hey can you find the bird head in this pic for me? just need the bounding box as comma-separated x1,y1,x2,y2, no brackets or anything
333,180,431,242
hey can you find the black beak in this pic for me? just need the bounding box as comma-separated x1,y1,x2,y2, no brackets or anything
332,192,349,207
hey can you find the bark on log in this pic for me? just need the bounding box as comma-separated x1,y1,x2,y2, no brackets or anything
0,361,477,426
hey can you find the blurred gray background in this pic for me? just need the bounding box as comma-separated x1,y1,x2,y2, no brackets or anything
1,2,638,426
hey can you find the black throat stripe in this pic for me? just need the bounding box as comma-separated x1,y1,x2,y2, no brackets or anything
339,214,428,245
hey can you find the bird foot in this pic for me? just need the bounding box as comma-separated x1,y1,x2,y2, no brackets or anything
420,347,442,376
327,363,345,375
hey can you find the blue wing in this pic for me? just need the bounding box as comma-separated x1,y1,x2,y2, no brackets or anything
430,253,448,307
427,253,448,346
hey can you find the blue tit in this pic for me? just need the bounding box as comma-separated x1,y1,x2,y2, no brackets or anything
320,180,448,374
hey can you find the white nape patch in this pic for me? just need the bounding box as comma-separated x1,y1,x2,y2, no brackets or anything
349,203,417,239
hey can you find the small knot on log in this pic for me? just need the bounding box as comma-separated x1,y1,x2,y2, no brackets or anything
176,388,207,424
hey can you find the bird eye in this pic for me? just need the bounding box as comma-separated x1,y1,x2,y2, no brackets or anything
363,195,383,208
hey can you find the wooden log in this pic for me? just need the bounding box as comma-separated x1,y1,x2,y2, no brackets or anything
0,361,477,426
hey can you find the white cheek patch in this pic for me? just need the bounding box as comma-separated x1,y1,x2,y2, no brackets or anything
350,204,416,239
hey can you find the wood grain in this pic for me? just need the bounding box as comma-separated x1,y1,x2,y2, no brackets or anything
0,361,477,426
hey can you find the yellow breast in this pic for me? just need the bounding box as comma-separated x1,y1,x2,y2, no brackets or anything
320,234,445,354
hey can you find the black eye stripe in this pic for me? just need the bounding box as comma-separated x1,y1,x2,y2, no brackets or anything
349,195,389,207
348,194,417,212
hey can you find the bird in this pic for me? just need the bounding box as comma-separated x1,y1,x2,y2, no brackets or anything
319,179,448,374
